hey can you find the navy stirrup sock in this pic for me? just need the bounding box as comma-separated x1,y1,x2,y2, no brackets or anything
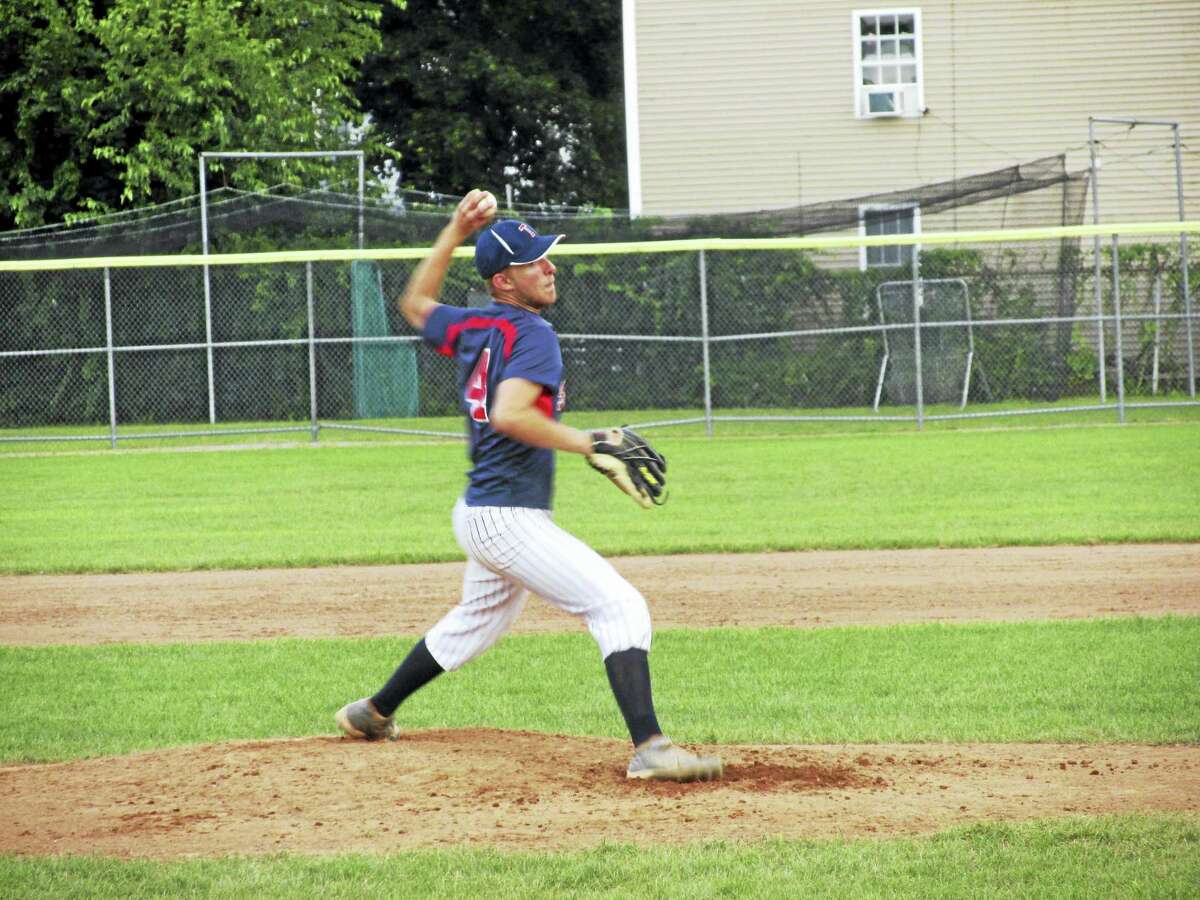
604,647,662,747
371,638,444,718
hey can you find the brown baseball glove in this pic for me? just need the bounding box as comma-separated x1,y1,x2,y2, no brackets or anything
587,427,668,509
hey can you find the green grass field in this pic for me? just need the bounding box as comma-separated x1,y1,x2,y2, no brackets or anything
2,420,1197,897
3,816,1197,899
2,422,1198,574
3,395,1199,455
2,619,1197,764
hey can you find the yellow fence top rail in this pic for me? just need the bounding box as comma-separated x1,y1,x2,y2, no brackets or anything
2,220,1198,272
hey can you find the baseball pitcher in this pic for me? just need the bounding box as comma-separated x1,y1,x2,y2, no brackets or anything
335,190,721,782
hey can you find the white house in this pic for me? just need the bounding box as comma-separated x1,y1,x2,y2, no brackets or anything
622,0,1199,241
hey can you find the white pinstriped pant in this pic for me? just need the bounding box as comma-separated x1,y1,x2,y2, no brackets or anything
423,498,653,671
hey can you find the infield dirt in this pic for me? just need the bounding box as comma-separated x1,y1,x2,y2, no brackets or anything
1,543,1197,859
2,544,1197,645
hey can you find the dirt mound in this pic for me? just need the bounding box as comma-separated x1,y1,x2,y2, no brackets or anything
2,730,1197,859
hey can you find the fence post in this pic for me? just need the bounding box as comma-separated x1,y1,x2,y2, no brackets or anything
357,155,365,251
1088,120,1108,403
203,273,218,424
199,156,217,424
1112,233,1126,423
699,250,713,437
306,262,319,443
1152,271,1162,395
103,267,118,449
1172,124,1196,399
912,251,924,430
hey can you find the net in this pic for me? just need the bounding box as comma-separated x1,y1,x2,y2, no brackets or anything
0,156,1088,260
649,155,1089,238
876,279,977,408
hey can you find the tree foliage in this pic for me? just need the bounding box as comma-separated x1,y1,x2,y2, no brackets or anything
357,1,627,208
0,0,396,229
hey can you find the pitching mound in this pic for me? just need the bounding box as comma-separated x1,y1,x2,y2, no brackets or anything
2,729,1197,859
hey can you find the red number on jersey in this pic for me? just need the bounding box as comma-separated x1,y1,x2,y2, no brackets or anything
465,348,491,422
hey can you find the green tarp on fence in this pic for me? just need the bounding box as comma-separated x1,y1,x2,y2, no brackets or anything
351,260,418,418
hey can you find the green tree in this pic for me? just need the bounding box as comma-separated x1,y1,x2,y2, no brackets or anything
0,0,398,229
357,0,627,208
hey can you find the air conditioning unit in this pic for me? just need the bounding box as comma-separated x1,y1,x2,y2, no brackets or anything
861,84,920,118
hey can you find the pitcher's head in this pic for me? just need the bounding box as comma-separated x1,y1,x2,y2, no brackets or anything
475,220,564,309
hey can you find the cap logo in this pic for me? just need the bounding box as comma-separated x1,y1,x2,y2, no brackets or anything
517,223,537,238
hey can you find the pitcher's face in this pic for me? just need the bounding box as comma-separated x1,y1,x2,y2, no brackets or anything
495,256,557,310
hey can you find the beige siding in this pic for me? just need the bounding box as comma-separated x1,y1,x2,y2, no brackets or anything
632,0,1200,226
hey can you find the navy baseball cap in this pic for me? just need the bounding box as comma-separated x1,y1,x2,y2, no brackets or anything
474,219,565,279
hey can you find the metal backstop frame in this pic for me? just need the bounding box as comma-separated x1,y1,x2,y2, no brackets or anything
1088,117,1195,419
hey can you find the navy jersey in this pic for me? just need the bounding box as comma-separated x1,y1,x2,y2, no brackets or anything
422,302,566,509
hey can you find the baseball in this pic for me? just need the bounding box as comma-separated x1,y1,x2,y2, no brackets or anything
476,193,497,214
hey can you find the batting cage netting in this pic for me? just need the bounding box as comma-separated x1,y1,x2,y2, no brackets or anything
1,155,1084,262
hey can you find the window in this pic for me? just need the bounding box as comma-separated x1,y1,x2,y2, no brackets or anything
860,205,920,269
853,9,923,118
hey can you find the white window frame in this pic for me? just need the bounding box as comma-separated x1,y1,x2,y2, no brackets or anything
859,203,921,270
851,9,925,119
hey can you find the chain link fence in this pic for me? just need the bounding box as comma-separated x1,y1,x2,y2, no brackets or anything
2,227,1197,448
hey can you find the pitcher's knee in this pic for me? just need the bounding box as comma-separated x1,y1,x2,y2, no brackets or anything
423,628,484,671
588,589,652,658
426,603,523,671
